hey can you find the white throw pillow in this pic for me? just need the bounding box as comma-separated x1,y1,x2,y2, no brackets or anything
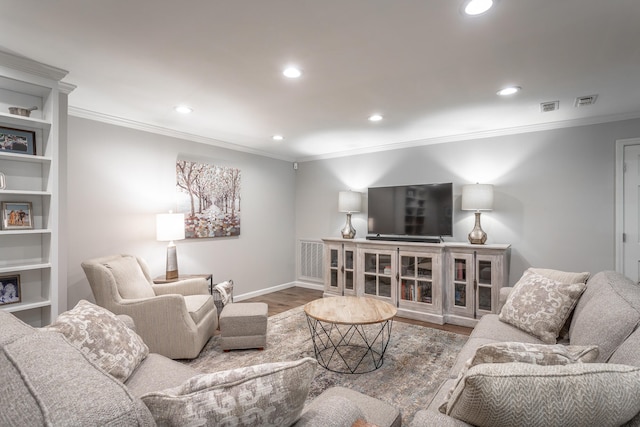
44,299,149,382
499,270,586,343
142,358,317,427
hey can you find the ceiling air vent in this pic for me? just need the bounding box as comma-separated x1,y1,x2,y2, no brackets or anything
575,94,598,107
540,101,559,112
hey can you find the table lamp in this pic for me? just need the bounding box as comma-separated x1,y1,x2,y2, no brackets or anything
338,190,361,239
156,212,185,280
461,184,493,244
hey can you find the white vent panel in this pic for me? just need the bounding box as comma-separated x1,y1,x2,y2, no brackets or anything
540,101,559,112
299,240,323,282
575,94,598,107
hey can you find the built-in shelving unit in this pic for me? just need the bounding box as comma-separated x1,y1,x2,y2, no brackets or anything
0,52,72,326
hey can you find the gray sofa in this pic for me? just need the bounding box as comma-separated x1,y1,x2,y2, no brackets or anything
0,306,401,427
411,270,640,427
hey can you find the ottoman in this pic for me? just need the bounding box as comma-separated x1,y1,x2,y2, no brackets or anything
219,302,268,351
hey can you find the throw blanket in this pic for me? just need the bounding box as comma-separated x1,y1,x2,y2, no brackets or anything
214,280,233,305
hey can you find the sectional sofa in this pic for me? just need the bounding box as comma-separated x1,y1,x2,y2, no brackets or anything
411,269,640,427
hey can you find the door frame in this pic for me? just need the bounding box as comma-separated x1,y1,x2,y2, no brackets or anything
615,137,640,273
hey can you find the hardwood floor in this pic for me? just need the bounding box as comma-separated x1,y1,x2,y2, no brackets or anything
242,286,473,336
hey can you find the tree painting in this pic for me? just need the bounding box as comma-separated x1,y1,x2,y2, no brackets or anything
176,160,241,238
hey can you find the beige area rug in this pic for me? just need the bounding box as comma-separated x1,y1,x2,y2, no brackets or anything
180,305,468,424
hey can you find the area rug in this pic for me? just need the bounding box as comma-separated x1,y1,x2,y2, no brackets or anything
180,306,468,424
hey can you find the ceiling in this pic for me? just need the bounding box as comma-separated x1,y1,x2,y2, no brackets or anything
1,1,639,161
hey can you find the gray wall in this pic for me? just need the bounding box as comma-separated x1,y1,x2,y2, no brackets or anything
66,116,296,309
295,118,640,285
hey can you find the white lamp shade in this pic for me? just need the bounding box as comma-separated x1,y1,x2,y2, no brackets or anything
461,184,494,211
338,191,362,213
156,213,185,241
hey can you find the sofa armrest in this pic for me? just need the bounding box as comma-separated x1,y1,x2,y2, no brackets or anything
409,410,473,427
498,286,514,312
294,395,364,427
152,278,208,296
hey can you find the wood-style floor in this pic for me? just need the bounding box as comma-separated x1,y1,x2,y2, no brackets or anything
242,286,473,336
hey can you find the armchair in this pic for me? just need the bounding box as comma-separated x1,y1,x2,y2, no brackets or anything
81,254,217,359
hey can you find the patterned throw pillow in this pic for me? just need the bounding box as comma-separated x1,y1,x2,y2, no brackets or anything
471,342,599,365
443,362,640,427
142,358,317,427
499,270,586,343
44,300,149,382
439,342,599,414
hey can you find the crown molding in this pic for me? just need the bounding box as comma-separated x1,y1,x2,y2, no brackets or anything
59,81,77,95
0,50,68,82
68,106,294,162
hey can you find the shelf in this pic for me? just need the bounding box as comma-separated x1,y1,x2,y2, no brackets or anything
0,189,51,196
0,262,51,274
0,298,51,313
0,111,51,130
0,229,52,236
0,151,52,164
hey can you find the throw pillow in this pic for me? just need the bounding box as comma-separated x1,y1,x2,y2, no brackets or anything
499,270,586,343
44,299,149,382
471,342,599,365
443,362,640,427
142,357,317,427
439,342,599,414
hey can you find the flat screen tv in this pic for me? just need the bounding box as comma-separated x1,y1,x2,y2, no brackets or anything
367,182,453,241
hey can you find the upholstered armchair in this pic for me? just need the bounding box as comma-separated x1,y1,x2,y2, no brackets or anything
81,254,217,359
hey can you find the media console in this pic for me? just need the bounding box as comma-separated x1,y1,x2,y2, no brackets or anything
323,238,511,327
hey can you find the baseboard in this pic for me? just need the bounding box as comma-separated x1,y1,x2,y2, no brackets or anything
234,281,323,301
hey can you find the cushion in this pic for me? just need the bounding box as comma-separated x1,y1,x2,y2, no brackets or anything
44,299,149,382
184,294,216,324
570,271,640,362
499,270,586,343
470,341,599,365
0,311,154,426
442,362,640,427
105,255,155,299
528,268,590,284
212,280,234,315
141,357,317,426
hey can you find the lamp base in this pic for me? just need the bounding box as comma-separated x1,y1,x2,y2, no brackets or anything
341,213,356,239
468,212,487,245
165,243,179,280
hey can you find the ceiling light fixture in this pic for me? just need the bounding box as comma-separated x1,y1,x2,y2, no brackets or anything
272,135,284,141
497,86,521,96
368,114,383,122
174,105,193,114
463,0,494,15
283,67,302,78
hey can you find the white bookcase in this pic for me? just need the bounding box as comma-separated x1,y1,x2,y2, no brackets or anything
0,52,73,326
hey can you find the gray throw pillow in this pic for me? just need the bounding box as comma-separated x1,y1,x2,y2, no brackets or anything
142,358,317,427
499,270,586,343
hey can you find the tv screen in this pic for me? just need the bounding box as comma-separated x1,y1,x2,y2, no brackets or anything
367,183,453,238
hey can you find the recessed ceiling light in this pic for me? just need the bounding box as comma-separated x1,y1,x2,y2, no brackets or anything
272,135,284,141
497,86,521,96
174,105,193,114
283,67,302,78
463,0,494,15
368,114,383,122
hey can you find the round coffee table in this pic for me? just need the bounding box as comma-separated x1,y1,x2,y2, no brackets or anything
303,296,397,374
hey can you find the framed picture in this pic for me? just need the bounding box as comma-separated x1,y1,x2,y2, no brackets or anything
1,202,33,230
0,275,21,306
0,126,36,155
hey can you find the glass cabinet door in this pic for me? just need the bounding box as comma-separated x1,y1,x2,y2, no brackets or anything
400,254,433,304
363,251,394,300
329,248,339,291
344,249,355,292
477,259,493,312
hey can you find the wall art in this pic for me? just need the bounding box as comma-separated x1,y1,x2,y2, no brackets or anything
1,201,33,230
176,160,241,238
0,275,21,306
0,126,36,155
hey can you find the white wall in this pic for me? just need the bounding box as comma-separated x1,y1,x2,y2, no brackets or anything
66,116,296,309
295,118,640,285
